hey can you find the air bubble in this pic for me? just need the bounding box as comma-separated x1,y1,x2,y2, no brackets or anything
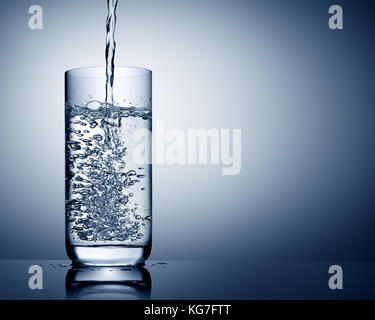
86,101,102,111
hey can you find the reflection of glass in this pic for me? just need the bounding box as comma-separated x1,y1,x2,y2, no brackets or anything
65,266,151,300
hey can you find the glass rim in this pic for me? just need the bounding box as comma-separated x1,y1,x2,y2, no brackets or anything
65,66,151,79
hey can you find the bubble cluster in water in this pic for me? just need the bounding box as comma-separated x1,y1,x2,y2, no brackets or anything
65,101,151,245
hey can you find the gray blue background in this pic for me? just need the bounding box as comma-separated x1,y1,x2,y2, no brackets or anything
0,0,374,261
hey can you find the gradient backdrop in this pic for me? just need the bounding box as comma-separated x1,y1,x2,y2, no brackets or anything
0,0,374,261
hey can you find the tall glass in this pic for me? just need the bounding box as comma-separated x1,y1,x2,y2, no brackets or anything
65,67,152,266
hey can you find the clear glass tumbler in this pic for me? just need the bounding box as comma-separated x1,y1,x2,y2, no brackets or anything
65,67,152,266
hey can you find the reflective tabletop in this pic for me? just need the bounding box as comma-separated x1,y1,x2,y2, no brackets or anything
0,260,374,299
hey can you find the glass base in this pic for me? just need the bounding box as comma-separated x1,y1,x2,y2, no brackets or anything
66,244,151,266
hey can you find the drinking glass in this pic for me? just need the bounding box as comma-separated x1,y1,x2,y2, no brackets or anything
65,67,152,265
